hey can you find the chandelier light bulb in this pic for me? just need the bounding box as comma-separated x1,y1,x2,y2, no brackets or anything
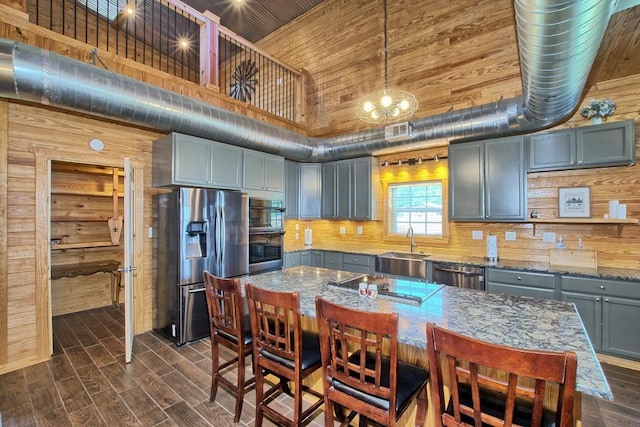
381,95,393,107
399,100,409,110
371,110,380,120
392,108,400,117
363,101,374,112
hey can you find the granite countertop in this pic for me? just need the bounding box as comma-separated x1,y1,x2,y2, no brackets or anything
290,246,640,281
245,266,612,401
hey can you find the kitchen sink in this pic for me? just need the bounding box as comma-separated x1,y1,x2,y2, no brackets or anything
375,252,429,278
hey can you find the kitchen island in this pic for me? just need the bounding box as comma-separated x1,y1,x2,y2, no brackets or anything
246,266,611,425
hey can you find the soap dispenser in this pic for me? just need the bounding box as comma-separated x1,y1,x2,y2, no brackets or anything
556,236,566,249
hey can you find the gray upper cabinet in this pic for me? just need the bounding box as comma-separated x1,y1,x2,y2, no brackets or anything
243,149,285,193
351,157,380,220
322,157,380,220
153,133,242,189
527,119,635,172
322,161,351,219
449,136,526,221
285,160,299,218
299,163,322,219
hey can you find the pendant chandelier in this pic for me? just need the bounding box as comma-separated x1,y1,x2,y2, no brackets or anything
356,0,417,125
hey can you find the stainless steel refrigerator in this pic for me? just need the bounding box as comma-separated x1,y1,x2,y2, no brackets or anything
154,187,249,345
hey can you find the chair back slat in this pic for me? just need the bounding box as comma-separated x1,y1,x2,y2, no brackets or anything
245,283,300,366
203,272,244,343
427,322,577,427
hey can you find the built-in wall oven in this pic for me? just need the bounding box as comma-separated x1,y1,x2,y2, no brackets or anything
249,198,285,273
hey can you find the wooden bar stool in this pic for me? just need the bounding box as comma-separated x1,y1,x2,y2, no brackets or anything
245,283,324,427
426,322,577,427
203,271,255,423
315,296,429,427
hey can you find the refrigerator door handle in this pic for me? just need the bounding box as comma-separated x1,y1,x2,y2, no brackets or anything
216,205,223,269
219,205,226,265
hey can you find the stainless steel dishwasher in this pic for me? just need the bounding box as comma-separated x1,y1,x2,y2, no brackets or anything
432,263,485,290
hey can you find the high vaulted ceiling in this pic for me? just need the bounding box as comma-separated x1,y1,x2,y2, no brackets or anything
185,0,326,43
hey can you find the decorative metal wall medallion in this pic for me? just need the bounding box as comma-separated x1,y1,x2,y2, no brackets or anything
229,60,259,102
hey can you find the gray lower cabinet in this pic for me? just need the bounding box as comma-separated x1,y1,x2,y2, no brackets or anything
323,251,343,270
485,268,556,299
560,275,640,360
299,163,322,219
285,160,299,218
449,136,526,221
284,251,302,269
153,132,242,189
310,250,324,267
242,149,285,193
341,253,373,274
527,119,635,172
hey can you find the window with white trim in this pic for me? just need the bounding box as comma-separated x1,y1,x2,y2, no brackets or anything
388,181,443,236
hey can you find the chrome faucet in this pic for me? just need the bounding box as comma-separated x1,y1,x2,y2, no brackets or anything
406,226,416,253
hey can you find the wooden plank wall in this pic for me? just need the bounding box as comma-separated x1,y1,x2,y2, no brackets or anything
257,0,521,136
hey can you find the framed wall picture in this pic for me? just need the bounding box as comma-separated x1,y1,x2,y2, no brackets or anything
558,187,591,218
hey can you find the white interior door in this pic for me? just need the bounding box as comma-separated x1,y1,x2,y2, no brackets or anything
124,157,136,363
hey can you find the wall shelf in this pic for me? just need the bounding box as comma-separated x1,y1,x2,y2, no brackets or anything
51,241,119,250
529,218,639,236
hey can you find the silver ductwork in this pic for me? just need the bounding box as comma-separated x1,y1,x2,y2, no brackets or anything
0,1,617,162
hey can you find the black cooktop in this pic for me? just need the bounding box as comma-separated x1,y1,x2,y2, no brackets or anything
327,274,443,306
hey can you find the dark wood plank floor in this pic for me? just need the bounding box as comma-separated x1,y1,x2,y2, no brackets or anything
0,305,639,426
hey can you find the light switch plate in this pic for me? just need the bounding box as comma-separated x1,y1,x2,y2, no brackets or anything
505,231,516,241
472,230,483,240
339,226,346,235
148,227,153,238
357,226,363,235
542,232,556,243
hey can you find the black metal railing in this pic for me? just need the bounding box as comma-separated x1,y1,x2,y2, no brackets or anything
26,0,301,121
28,0,201,83
219,30,298,122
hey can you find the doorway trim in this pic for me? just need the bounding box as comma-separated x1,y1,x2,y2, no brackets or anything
35,151,145,358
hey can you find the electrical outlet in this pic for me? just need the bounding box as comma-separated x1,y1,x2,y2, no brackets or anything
339,226,346,235
295,232,299,240
542,232,556,243
295,223,299,231
505,231,516,241
357,226,363,235
472,230,483,240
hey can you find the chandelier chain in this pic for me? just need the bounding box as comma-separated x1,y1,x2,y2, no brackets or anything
383,0,388,91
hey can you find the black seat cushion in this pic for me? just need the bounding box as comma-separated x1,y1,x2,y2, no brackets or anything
261,330,321,371
446,383,557,427
332,350,429,414
217,313,252,346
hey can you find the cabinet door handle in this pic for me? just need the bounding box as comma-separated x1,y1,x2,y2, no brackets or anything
600,285,605,289
596,297,601,302
517,276,522,281
604,298,610,303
